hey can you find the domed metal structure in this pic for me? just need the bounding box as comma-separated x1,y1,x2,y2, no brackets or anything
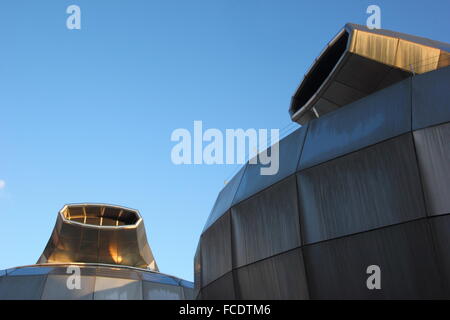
195,24,450,299
0,204,194,300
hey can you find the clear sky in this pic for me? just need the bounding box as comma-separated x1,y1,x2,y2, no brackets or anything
0,0,449,281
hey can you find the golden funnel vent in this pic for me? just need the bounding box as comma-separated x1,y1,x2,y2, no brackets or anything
290,23,450,124
37,204,159,271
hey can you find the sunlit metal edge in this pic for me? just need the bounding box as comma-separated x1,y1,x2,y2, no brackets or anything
59,203,143,229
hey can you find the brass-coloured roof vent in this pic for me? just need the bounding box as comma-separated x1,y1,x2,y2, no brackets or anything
290,23,450,124
37,204,159,271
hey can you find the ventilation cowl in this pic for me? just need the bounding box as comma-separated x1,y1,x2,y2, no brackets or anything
37,204,159,271
290,23,450,124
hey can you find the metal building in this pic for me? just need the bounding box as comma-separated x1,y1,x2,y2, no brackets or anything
195,24,450,299
0,204,194,300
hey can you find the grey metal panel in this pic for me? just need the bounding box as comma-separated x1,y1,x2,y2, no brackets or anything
50,265,97,277
180,279,194,289
180,279,195,299
231,176,301,268
375,67,411,91
429,214,450,297
303,219,445,299
41,275,95,300
200,271,235,300
299,79,411,170
5,268,17,275
202,165,247,232
182,287,195,300
314,98,339,114
93,277,143,300
233,126,308,204
322,80,366,106
95,266,141,280
7,266,54,276
142,281,183,300
235,248,309,300
141,272,178,285
76,240,99,263
335,53,393,93
298,134,427,244
413,122,450,216
201,211,232,286
0,269,5,277
0,275,47,300
412,66,450,130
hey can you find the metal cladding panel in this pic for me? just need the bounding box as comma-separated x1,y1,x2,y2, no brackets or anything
142,282,183,300
412,66,450,130
8,266,54,276
41,275,95,300
233,126,308,204
413,122,450,216
50,266,97,277
95,266,141,280
235,249,309,300
141,272,178,285
335,53,394,93
202,165,247,232
76,239,99,263
322,80,366,106
314,98,339,114
98,229,120,266
194,242,201,298
93,277,143,300
200,272,235,300
231,176,301,268
303,220,446,299
345,23,450,52
0,275,47,300
201,212,232,286
180,279,194,289
375,67,411,90
429,214,450,296
182,287,195,300
299,79,411,170
297,134,426,244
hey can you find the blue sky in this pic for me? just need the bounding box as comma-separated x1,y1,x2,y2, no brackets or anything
0,0,449,281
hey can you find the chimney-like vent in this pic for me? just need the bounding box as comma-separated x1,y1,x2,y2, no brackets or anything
37,204,159,271
290,23,450,125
